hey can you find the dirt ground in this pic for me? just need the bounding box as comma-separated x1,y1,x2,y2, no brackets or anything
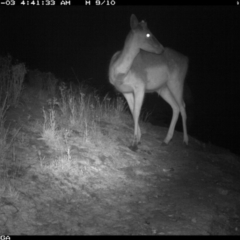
0,86,240,235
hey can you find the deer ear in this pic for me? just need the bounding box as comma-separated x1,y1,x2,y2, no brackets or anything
130,14,139,30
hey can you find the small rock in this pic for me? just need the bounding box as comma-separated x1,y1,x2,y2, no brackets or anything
217,188,228,195
163,168,174,172
191,218,197,223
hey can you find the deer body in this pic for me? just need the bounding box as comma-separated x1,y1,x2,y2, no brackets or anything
109,14,188,151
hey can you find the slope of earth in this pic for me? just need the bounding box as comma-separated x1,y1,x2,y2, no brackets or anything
0,86,240,235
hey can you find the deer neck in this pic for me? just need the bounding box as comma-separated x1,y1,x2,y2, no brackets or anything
114,40,139,75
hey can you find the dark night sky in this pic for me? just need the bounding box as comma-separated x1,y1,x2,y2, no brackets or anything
0,5,239,155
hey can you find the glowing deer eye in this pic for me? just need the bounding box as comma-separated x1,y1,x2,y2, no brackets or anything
146,33,151,38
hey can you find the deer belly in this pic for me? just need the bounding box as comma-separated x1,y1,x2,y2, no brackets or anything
145,67,168,91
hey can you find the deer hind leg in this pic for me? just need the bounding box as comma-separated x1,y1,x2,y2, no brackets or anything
167,78,188,145
179,101,188,145
157,86,180,145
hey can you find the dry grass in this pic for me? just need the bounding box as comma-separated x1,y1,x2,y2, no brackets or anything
0,54,151,194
